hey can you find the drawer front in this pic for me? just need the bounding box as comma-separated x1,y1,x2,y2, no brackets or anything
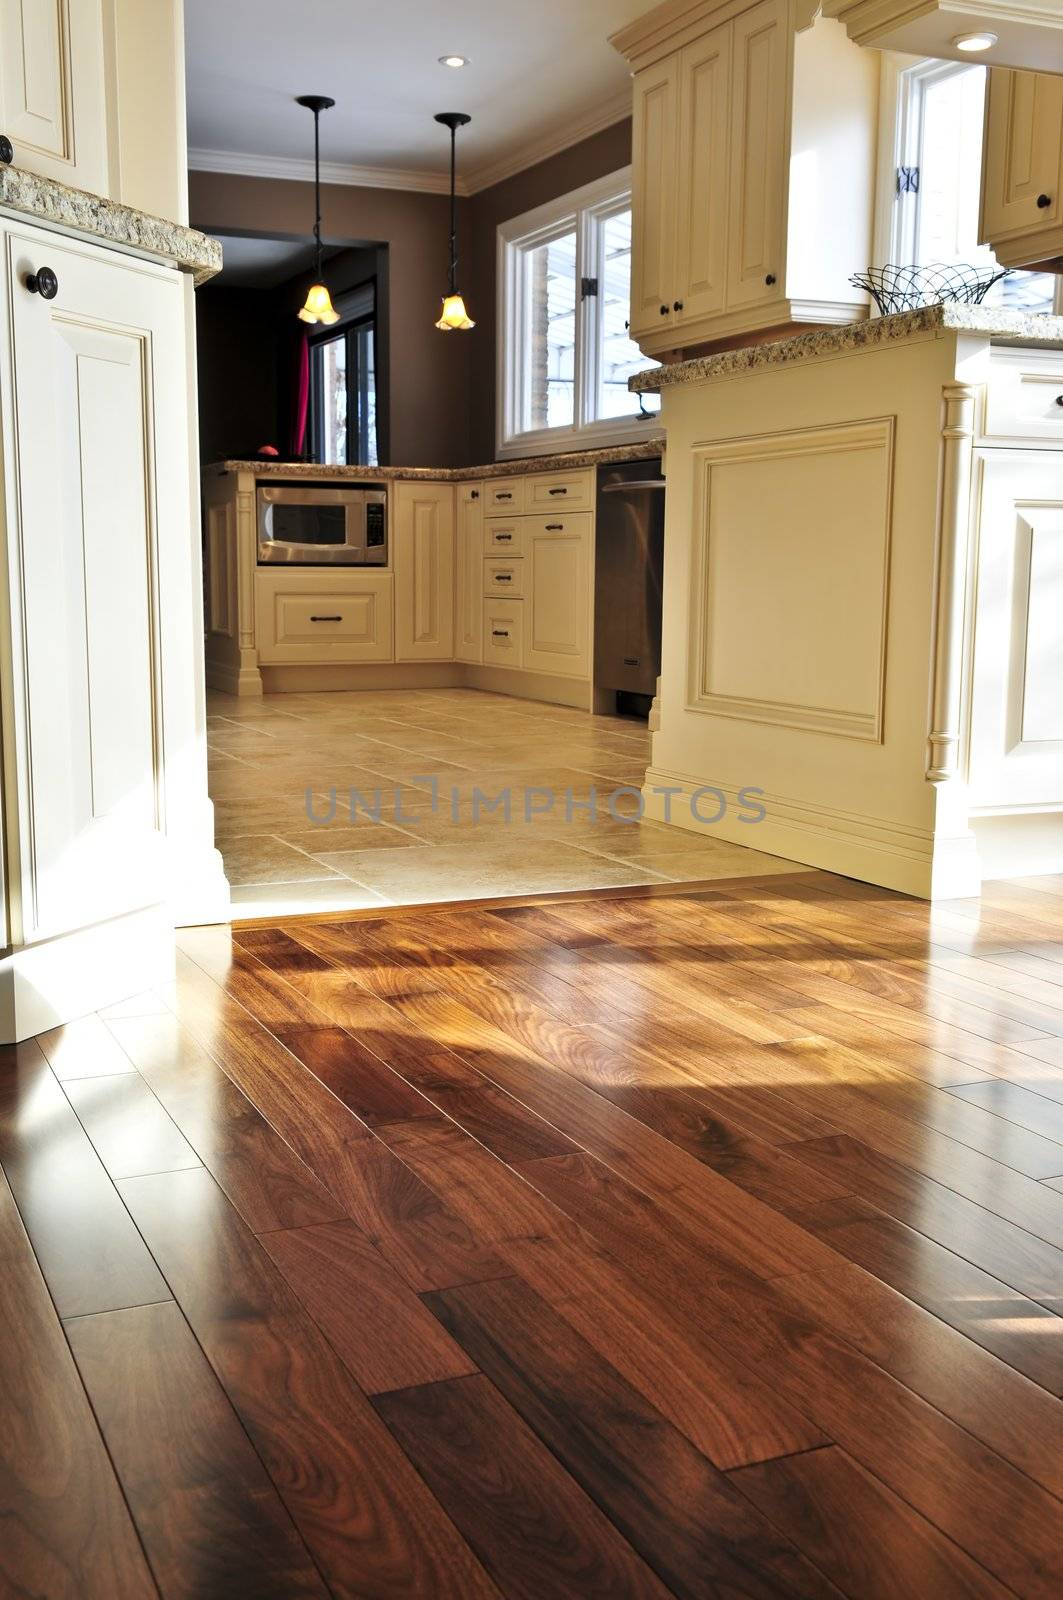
525,511,593,542
983,351,1063,445
484,558,524,598
525,469,594,513
256,572,394,664
485,518,523,555
483,599,524,667
485,477,525,513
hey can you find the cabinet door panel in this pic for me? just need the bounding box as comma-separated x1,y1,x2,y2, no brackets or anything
675,25,732,324
981,68,1063,242
455,484,483,663
394,483,455,661
0,0,107,191
524,518,591,680
630,55,679,341
6,232,177,938
727,0,787,312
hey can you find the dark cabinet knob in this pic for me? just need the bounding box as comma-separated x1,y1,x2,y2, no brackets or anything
470,489,479,500
765,273,776,286
26,266,59,299
660,304,669,315
1037,193,1052,208
673,300,684,311
1055,395,1063,407
0,135,12,164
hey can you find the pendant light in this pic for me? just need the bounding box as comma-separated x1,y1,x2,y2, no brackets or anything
434,112,474,331
296,94,340,325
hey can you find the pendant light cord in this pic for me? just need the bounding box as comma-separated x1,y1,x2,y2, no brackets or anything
448,122,457,295
313,105,323,282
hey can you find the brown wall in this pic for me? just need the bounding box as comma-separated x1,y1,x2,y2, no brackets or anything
465,118,632,463
189,170,472,467
189,117,631,468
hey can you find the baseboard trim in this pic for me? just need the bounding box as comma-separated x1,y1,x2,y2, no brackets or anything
259,662,464,693
460,664,592,709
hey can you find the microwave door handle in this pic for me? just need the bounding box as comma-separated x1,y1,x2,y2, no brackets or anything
350,494,367,558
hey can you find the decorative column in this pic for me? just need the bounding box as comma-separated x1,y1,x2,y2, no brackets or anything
927,382,976,783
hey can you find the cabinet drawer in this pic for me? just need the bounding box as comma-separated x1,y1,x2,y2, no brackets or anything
484,558,524,598
525,511,593,542
485,478,525,512
256,571,394,664
983,351,1063,445
485,518,523,554
525,469,594,513
483,599,524,667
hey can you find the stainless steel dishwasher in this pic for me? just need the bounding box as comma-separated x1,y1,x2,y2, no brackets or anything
594,458,665,713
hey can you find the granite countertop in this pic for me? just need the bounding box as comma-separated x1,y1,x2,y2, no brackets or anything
630,304,1063,392
0,165,222,285
208,437,666,482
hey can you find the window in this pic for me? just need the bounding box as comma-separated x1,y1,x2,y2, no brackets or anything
498,170,661,457
309,282,379,466
880,59,1059,315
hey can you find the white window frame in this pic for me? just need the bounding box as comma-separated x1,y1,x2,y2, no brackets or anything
873,52,1063,312
496,167,662,459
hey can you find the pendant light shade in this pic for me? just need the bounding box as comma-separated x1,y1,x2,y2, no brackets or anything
434,112,474,332
296,94,339,325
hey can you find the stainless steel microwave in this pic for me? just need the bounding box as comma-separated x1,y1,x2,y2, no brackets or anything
257,482,388,566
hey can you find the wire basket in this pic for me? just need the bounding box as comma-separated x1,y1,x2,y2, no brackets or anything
850,262,1012,316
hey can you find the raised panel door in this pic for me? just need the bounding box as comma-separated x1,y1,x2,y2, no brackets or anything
524,518,591,680
630,53,680,343
675,24,732,326
981,68,1063,250
726,0,788,313
0,0,108,191
394,482,455,661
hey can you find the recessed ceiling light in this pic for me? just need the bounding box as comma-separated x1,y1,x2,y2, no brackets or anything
439,54,469,68
953,31,997,51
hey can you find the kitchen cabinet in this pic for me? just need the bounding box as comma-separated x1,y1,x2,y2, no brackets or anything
0,0,188,223
256,570,394,664
980,67,1063,270
524,514,592,680
0,217,222,1035
821,0,1063,74
394,481,455,662
455,482,484,663
615,1,878,356
483,599,524,668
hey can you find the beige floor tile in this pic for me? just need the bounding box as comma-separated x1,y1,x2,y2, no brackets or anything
277,823,428,856
218,835,343,887
230,879,389,918
315,839,670,905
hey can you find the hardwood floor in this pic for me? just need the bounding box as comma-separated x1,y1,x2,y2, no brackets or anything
5,867,1063,1595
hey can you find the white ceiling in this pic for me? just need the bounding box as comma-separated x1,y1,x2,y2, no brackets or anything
183,0,654,194
205,234,346,289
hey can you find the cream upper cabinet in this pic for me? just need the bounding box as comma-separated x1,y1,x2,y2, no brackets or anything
394,482,455,662
455,482,484,664
613,2,878,356
524,515,592,680
0,0,108,194
674,24,731,326
630,53,680,342
980,68,1063,270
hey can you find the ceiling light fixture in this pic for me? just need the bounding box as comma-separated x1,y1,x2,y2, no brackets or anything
295,93,340,325
434,111,475,331
439,54,469,68
953,30,998,51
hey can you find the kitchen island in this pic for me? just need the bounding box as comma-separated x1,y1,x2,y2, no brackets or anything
631,305,1063,898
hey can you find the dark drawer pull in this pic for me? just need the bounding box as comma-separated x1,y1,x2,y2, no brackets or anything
545,523,564,531
0,135,12,164
494,573,513,582
496,491,513,500
310,615,343,623
495,532,513,541
548,487,568,496
26,266,59,299
491,629,510,638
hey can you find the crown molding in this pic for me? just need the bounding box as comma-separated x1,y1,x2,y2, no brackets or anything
187,88,633,202
186,147,465,196
462,88,633,194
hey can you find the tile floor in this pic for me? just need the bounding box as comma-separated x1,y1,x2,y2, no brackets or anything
207,688,799,916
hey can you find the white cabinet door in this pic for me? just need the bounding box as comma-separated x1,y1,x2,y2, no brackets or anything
455,482,484,663
675,24,732,327
630,53,680,343
0,0,108,192
726,0,787,313
981,68,1063,260
394,482,455,661
3,228,183,940
968,451,1063,809
524,516,592,680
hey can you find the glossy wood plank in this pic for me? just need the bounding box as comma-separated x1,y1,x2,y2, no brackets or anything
35,1014,140,1080
0,1041,170,1317
63,1073,202,1180
260,1218,478,1394
425,1274,842,1600
106,1014,344,1234
374,1374,673,1600
949,1076,1063,1148
66,1300,328,1598
730,1447,1011,1600
0,1168,156,1599
118,1166,499,1600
